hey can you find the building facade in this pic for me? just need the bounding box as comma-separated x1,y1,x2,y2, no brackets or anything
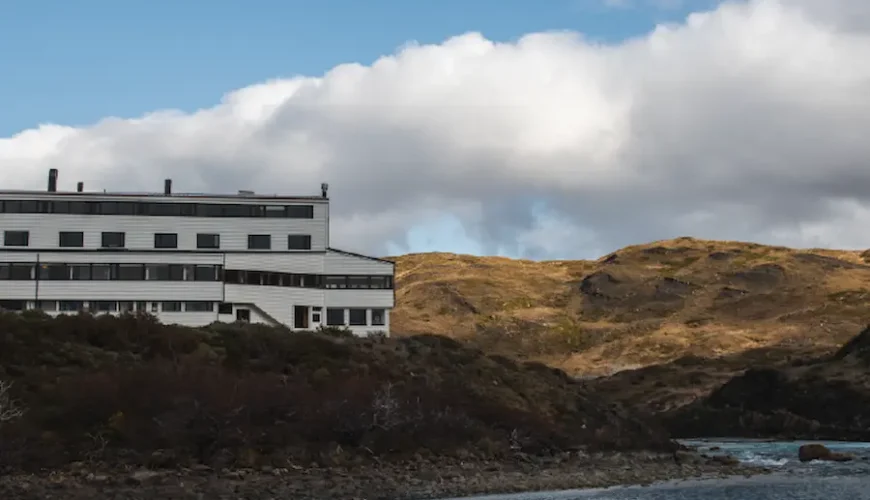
0,170,395,336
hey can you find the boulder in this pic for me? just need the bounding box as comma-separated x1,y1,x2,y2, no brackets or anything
798,444,854,463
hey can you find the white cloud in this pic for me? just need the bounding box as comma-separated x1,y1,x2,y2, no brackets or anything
3,0,870,258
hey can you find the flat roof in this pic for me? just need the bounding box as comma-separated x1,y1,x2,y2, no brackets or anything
0,190,328,203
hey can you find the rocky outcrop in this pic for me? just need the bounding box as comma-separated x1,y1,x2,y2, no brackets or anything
798,444,854,463
660,326,870,441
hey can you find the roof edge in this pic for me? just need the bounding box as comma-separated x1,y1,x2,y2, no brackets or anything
327,247,395,265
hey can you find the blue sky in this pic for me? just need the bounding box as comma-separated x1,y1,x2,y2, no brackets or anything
0,0,720,137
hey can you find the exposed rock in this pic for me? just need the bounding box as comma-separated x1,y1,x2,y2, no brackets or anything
798,444,854,463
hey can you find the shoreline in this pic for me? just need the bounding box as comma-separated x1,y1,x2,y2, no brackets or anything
0,451,770,500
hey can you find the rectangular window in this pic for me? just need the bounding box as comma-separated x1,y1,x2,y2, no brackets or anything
119,302,135,313
326,307,345,326
347,276,370,289
59,231,84,248
9,264,33,280
34,301,57,312
218,302,233,315
70,264,91,280
247,234,271,250
196,233,220,249
286,205,314,218
185,301,213,312
161,301,182,312
348,308,367,326
0,300,26,311
371,308,386,326
154,233,178,249
287,234,312,250
146,264,183,281
92,264,111,280
324,276,347,289
4,231,29,247
59,301,84,312
92,301,117,312
370,276,389,289
39,264,69,280
101,232,125,248
264,205,287,218
117,264,145,280
0,264,8,280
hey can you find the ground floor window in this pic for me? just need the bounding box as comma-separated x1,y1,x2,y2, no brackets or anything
371,308,386,326
326,307,345,326
348,308,367,326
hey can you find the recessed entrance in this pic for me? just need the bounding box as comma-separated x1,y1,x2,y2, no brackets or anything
294,305,310,329
236,308,250,322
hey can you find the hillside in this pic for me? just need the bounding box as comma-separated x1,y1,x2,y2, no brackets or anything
390,237,870,375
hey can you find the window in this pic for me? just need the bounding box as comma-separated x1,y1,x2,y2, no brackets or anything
0,300,26,311
286,205,314,218
370,276,390,289
371,308,386,326
154,233,178,249
59,231,84,248
248,234,271,250
117,264,145,280
162,301,182,312
326,308,345,326
264,205,287,218
34,301,57,312
349,308,367,326
119,302,135,313
92,264,111,280
324,276,347,289
197,233,220,249
193,265,219,281
146,264,184,281
70,264,91,280
4,231,29,247
185,301,213,312
218,302,233,315
348,276,370,289
287,234,312,250
92,301,117,313
101,232,125,248
39,264,69,280
59,301,84,312
9,264,33,280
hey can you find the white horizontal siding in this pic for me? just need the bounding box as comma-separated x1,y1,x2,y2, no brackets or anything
158,312,221,326
324,289,394,308
0,281,35,299
325,250,393,274
225,284,325,326
224,253,324,274
36,282,224,301
0,212,327,251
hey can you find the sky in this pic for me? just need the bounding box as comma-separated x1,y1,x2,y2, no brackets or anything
2,0,870,259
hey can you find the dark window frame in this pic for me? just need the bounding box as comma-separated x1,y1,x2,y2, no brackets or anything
247,234,271,250
348,308,367,326
59,231,84,248
101,232,126,248
196,233,220,249
4,230,29,247
154,233,178,249
287,234,312,250
326,308,345,326
0,199,315,218
371,308,386,326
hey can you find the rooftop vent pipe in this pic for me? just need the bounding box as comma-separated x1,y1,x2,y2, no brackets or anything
164,179,172,195
76,182,84,192
48,169,58,192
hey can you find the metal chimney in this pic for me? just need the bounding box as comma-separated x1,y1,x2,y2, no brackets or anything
48,169,58,192
76,182,84,192
164,179,172,195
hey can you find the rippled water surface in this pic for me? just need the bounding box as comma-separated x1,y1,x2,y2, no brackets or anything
441,440,870,500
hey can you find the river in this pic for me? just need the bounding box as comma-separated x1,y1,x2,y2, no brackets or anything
439,440,870,500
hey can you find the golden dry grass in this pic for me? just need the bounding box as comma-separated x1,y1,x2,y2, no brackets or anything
389,237,870,375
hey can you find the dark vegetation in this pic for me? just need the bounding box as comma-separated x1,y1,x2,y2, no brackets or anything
0,312,675,473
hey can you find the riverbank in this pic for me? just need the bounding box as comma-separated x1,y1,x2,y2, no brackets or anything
0,450,767,500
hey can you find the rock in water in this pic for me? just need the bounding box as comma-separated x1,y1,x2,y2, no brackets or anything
798,444,854,463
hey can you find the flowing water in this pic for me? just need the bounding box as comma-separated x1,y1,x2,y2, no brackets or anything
441,440,870,500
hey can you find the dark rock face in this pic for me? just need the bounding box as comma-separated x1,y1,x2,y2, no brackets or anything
662,327,870,442
798,443,855,463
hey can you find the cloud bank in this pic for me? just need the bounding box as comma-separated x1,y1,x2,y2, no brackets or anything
3,0,870,259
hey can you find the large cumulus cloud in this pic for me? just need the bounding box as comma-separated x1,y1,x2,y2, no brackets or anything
2,0,870,258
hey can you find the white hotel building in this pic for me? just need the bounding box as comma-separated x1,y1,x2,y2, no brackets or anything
0,169,395,336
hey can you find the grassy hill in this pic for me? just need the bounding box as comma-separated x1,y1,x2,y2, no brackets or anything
389,237,870,375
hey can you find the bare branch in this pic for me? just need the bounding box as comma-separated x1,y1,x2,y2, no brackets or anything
0,380,27,423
